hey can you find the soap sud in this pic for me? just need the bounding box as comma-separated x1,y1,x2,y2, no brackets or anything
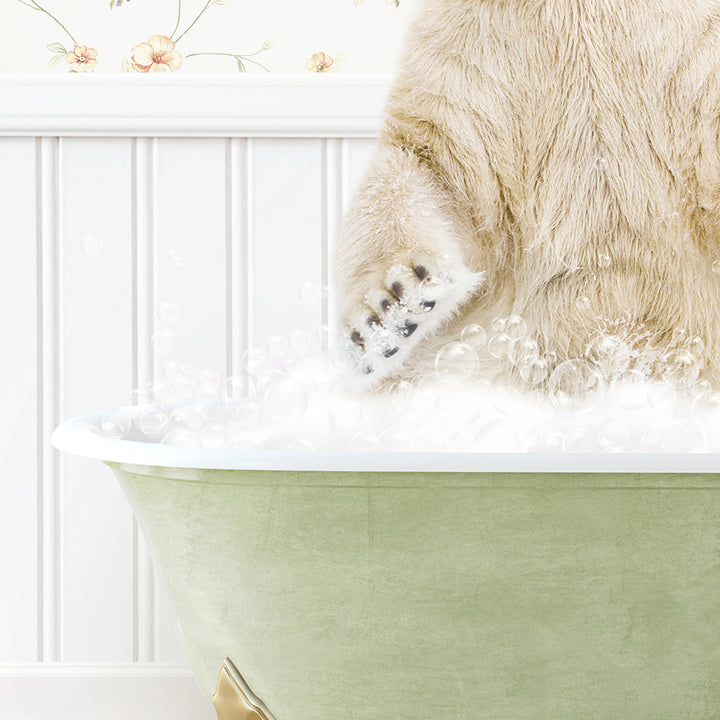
99,340,720,454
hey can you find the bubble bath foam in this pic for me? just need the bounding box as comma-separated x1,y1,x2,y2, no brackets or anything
105,458,720,719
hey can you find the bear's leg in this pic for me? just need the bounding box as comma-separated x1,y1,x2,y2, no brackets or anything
333,144,485,386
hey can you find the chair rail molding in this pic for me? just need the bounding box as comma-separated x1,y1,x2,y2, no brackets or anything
0,74,391,138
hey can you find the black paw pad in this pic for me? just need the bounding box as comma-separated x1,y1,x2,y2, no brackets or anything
380,298,392,312
351,331,364,348
383,346,400,358
421,300,436,311
414,265,429,280
399,322,418,338
367,315,382,329
390,281,405,300
362,365,374,375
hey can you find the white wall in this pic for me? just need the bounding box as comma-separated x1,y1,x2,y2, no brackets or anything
0,74,383,719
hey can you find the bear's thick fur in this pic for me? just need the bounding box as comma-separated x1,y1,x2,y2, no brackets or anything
333,0,720,390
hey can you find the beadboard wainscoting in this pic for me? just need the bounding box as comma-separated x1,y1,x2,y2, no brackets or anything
0,74,387,719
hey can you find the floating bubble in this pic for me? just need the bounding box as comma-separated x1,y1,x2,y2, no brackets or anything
379,428,413,450
294,407,336,445
647,381,676,409
547,359,606,411
231,432,264,450
508,336,539,368
666,419,705,452
504,315,527,340
201,422,227,449
264,378,308,421
615,372,649,411
169,250,186,267
156,301,179,326
243,348,269,377
598,252,611,268
152,328,176,356
597,420,629,451
434,342,480,385
712,260,720,275
585,334,631,379
662,349,701,388
150,378,178,405
519,356,550,385
413,385,441,413
460,324,487,348
298,281,322,304
487,333,511,359
266,335,289,359
101,408,132,438
163,360,185,384
688,336,705,356
566,427,595,452
576,295,591,311
161,428,199,447
490,317,506,333
137,404,169,437
172,403,210,431
81,234,103,257
234,400,262,428
225,374,255,400
174,376,195,401
350,431,381,451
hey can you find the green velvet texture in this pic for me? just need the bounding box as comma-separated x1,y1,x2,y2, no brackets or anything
109,464,720,720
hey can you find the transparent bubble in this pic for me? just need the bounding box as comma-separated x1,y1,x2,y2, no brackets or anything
336,400,363,426
508,336,539,368
380,428,413,450
487,333,511,359
412,385,441,413
156,301,179,326
712,260,720,275
137,404,169,437
101,408,132,439
389,379,413,396
174,376,195,402
243,347,269,377
169,250,186,268
504,315,527,340
266,335,289,359
598,420,629,451
434,342,480,385
460,324,487,348
161,428,199,447
641,423,666,451
163,360,185,384
387,405,421,431
547,359,606,411
201,422,227,449
131,386,150,405
576,295,591,311
692,390,720,417
225,374,255,400
172,403,210,431
688,336,705,356
671,328,688,347
298,281,322,304
196,381,221,401
279,438,316,452
150,378,178,405
234,400,262,428
490,317,506,333
566,427,594,452
662,349,701,388
598,252,611,268
351,431,381,451
264,379,308,421
81,234,103,257
519,357,550,385
152,328,176,356
289,328,313,355
255,369,287,395
585,334,631,379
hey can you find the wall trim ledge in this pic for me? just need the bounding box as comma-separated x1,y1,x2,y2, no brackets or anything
0,73,391,137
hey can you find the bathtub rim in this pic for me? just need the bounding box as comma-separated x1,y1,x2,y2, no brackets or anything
52,406,720,473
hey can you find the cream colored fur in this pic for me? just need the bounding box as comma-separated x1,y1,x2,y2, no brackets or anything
333,0,720,391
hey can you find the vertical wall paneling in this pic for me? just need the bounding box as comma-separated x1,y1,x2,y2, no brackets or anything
250,139,324,351
155,138,228,376
60,138,135,662
0,138,39,663
38,136,62,663
132,137,158,663
227,138,250,379
322,139,346,342
343,138,376,208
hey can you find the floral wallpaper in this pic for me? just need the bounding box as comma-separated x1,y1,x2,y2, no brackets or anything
1,0,417,73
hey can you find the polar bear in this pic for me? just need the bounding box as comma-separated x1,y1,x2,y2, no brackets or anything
333,0,720,392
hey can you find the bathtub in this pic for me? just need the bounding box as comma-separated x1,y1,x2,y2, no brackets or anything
53,407,720,720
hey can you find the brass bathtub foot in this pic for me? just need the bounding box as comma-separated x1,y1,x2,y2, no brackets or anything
212,658,277,720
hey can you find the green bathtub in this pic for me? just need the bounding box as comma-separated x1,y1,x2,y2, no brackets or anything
54,410,720,719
